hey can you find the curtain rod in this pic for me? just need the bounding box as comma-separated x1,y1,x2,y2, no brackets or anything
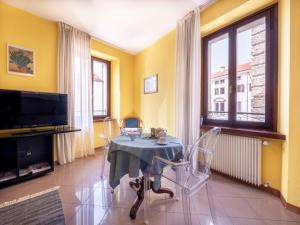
182,0,217,19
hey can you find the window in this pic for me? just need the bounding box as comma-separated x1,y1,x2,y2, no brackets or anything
91,56,111,120
215,81,219,85
215,102,219,112
237,84,245,93
220,87,225,94
215,88,219,95
202,5,278,130
220,79,225,84
220,102,225,112
237,101,242,113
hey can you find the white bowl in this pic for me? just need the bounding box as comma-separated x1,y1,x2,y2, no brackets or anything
128,133,138,141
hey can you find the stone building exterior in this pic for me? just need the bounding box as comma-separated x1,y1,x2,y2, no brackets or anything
249,20,266,122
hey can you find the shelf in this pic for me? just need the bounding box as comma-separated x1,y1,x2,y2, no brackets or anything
0,126,81,139
0,127,80,188
201,125,286,140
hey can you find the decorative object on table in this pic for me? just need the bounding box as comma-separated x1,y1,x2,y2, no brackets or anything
149,127,221,225
144,74,158,94
120,117,143,135
155,128,167,138
149,127,167,139
150,128,156,137
158,130,167,145
127,132,138,141
7,44,34,76
0,186,65,225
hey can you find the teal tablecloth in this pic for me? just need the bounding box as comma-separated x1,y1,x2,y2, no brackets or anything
108,135,183,190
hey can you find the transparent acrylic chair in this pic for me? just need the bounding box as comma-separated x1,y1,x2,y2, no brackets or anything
99,117,112,178
144,127,221,225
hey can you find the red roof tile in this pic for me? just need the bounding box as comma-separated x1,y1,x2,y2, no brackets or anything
211,63,251,78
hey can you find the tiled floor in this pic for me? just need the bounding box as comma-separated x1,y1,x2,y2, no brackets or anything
1,151,300,225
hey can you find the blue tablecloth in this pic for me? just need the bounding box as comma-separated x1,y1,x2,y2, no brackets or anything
108,135,183,190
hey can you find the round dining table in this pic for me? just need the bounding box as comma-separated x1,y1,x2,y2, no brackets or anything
108,134,183,219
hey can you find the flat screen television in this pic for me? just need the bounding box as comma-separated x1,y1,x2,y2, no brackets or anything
0,89,68,129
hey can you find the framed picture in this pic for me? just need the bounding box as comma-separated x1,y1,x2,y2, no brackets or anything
7,44,35,76
144,74,158,94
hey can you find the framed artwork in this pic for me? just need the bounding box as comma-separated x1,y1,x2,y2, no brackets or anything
144,74,158,94
7,44,35,76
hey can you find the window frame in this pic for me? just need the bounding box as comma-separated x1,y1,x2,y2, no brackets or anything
202,4,278,131
91,56,111,121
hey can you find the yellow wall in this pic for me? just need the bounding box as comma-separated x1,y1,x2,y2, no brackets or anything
0,3,57,92
133,30,176,135
133,0,300,208
91,40,134,147
0,3,134,151
133,0,283,192
280,0,300,207
1,0,300,208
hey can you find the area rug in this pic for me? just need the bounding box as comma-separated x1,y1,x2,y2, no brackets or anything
0,186,65,225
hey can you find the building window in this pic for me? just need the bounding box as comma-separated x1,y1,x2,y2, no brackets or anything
220,87,225,94
220,79,225,84
215,88,219,95
215,102,219,112
220,102,225,112
215,80,219,85
202,5,278,130
91,56,111,120
237,84,245,93
237,101,242,113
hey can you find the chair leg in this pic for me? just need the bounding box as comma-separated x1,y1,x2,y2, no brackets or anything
143,173,151,224
181,189,192,225
175,167,182,200
100,147,108,178
206,182,217,225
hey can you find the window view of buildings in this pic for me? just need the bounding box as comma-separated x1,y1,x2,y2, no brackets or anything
208,17,266,122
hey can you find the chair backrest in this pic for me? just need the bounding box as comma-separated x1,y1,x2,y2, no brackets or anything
188,127,221,176
100,117,112,145
122,117,141,128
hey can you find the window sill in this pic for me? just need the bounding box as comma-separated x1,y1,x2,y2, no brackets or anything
201,125,286,140
93,118,117,123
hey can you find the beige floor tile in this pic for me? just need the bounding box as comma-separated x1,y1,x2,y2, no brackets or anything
1,151,300,225
67,205,107,225
59,185,92,204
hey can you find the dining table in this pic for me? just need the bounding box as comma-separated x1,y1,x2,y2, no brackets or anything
108,134,183,219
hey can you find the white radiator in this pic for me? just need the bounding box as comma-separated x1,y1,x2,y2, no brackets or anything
211,134,262,186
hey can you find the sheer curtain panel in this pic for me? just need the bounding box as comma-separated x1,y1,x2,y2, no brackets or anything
57,22,94,164
175,9,201,146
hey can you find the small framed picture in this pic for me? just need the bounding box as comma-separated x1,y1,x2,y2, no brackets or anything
144,74,158,94
7,44,35,76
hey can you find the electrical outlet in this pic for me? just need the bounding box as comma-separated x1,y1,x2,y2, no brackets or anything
263,181,271,187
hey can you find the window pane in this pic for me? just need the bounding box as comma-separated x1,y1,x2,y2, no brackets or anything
93,60,108,117
207,33,229,120
236,17,266,122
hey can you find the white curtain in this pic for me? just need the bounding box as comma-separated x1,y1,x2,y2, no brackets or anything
175,8,201,146
57,22,94,164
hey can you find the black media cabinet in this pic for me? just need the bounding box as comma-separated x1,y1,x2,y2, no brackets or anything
0,127,80,188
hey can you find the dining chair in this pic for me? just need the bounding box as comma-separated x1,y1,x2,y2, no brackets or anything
144,127,221,225
120,117,143,135
99,117,112,178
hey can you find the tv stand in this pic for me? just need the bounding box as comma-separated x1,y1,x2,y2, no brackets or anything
0,127,80,188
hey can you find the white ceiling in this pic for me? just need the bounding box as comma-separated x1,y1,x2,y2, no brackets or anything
2,0,213,54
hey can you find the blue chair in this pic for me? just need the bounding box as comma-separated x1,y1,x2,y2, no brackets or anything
120,117,143,134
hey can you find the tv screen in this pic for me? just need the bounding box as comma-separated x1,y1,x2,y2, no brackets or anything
0,89,68,129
